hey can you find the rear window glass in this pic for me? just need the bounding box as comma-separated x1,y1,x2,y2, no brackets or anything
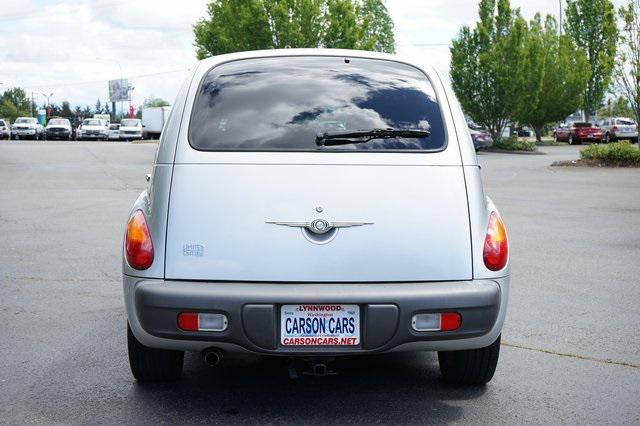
617,119,635,125
0,120,5,126
189,56,446,151
573,122,592,127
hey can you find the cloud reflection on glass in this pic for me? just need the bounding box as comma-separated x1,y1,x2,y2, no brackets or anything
190,56,445,151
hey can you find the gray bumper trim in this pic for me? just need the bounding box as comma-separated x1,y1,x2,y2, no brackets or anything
126,278,504,355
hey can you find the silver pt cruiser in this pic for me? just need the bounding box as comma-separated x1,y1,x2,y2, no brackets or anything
123,49,510,385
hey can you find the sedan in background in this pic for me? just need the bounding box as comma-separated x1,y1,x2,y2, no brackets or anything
118,118,143,141
599,117,638,143
0,119,10,140
469,128,493,151
554,122,602,145
11,117,44,140
45,118,73,140
76,118,108,141
108,124,120,141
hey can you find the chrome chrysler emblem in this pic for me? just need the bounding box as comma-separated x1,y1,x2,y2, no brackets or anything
266,219,373,235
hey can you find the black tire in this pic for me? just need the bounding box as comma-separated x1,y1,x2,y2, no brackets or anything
631,137,638,144
438,335,501,385
127,322,184,382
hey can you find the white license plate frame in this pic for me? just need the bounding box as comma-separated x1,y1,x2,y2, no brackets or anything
280,304,360,346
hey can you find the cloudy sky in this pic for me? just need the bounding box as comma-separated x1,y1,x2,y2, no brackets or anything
0,0,627,111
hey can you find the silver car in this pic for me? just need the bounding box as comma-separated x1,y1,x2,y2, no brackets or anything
123,49,510,385
599,117,638,143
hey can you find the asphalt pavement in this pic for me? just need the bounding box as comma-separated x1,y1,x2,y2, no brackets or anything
0,141,638,424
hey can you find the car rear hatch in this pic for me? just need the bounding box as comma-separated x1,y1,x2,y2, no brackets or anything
164,55,473,282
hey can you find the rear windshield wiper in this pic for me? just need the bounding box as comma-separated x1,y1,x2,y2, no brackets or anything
316,128,430,146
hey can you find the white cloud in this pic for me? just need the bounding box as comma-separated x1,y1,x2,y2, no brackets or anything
0,0,629,111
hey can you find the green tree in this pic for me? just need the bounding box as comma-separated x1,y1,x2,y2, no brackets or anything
597,95,635,118
358,0,395,53
450,0,526,140
0,88,32,118
0,99,19,122
193,0,395,58
142,97,170,108
513,15,589,141
613,0,640,124
60,101,73,119
264,0,324,48
194,0,272,59
95,99,103,114
323,0,360,49
565,0,618,123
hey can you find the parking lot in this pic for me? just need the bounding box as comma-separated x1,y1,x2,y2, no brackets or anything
0,141,638,423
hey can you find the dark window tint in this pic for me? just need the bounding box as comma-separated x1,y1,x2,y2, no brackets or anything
189,56,446,151
574,122,592,128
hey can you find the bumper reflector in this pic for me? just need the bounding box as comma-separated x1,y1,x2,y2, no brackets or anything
411,312,461,332
177,312,228,332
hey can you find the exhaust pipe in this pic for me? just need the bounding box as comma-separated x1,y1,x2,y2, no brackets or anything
202,348,222,366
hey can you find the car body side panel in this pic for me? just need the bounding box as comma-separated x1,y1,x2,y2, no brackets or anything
122,164,172,279
463,166,510,279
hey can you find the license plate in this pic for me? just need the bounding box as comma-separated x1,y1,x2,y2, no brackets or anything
281,304,360,346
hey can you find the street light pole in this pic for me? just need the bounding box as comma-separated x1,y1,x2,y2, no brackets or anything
42,92,53,116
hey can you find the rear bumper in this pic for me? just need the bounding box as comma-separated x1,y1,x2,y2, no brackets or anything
611,132,638,139
577,134,602,141
124,276,509,354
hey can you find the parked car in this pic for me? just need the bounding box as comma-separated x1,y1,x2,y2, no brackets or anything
76,118,108,141
599,117,638,143
123,49,510,385
45,118,72,140
554,122,602,145
0,119,10,140
469,128,493,151
118,118,143,141
11,117,44,140
108,124,120,141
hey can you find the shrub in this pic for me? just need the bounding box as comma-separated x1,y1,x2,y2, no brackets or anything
493,137,537,151
580,141,640,166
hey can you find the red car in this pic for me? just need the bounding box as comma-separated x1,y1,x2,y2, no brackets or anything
554,122,602,145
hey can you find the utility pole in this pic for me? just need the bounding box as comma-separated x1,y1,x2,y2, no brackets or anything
31,92,34,117
559,0,563,35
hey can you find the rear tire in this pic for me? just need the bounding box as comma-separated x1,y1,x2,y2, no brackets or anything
127,322,184,382
438,335,501,385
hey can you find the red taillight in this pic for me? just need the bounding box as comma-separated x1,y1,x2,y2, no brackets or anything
177,313,199,331
483,211,508,271
440,313,462,331
125,210,154,270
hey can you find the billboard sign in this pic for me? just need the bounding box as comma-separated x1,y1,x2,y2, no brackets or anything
108,79,128,101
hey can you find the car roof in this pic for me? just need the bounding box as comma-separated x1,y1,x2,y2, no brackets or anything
196,48,439,80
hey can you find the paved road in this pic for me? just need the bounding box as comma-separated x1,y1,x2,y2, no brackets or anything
0,141,638,424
